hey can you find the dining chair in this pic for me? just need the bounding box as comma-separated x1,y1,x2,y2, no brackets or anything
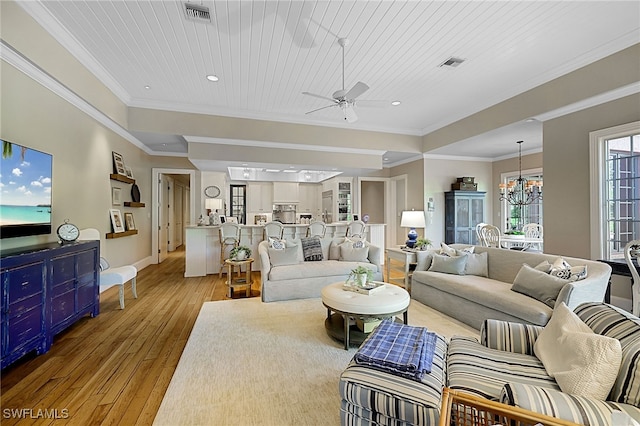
307,220,326,237
78,228,138,309
346,220,366,238
522,223,544,251
623,239,640,316
480,224,502,248
475,222,487,245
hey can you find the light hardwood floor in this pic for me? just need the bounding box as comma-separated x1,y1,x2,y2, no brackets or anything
1,247,405,425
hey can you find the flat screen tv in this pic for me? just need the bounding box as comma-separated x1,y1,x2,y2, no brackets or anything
1,140,53,239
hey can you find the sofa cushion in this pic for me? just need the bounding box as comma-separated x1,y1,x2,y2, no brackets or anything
501,383,640,425
301,236,323,261
428,253,467,275
447,336,558,400
511,264,568,307
575,302,640,407
268,260,376,281
412,271,553,325
534,303,622,400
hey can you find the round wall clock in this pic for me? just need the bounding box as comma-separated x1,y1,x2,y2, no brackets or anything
57,219,80,243
204,185,221,198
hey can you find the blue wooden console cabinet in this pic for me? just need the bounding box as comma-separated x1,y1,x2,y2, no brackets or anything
1,240,100,369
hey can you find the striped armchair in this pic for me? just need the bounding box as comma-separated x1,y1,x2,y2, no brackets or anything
448,303,640,425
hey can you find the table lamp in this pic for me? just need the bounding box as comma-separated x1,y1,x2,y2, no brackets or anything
206,198,223,225
401,210,426,248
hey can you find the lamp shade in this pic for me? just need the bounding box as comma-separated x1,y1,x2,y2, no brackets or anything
206,198,223,210
400,210,426,228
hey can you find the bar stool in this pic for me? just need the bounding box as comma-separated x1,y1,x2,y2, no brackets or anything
219,223,241,278
307,220,326,237
263,221,284,241
346,220,366,238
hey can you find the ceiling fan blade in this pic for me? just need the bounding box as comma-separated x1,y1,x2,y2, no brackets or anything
344,81,369,100
355,100,388,108
343,105,358,123
305,104,338,115
302,92,338,103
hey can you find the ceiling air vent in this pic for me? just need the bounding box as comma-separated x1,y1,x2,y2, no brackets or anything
439,57,465,68
184,3,211,24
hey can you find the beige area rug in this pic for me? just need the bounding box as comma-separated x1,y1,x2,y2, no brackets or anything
153,298,478,426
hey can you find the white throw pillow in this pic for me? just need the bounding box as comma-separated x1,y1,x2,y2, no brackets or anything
415,250,435,271
428,253,467,275
463,252,488,277
339,242,370,262
534,303,622,400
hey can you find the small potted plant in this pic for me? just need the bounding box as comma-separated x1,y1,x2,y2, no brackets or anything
348,265,373,287
230,245,252,261
415,237,432,251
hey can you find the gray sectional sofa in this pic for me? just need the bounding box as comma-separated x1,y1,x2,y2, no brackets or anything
340,302,640,425
258,237,383,302
411,244,611,329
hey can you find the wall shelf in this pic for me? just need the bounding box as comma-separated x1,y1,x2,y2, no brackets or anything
109,174,135,184
123,202,145,208
105,230,138,239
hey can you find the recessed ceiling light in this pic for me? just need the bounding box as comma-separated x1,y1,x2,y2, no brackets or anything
383,157,389,161
144,85,151,90
391,100,401,106
206,75,219,82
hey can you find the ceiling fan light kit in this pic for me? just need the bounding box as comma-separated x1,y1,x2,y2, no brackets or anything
302,37,388,123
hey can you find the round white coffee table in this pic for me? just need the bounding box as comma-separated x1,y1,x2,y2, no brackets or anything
321,282,410,350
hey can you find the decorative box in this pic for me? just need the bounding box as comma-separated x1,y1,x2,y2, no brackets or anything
451,182,478,191
342,281,385,295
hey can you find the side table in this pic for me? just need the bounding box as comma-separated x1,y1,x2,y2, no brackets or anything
385,247,417,292
224,258,254,298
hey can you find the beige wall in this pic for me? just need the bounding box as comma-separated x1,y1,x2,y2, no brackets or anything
360,181,385,224
543,94,640,259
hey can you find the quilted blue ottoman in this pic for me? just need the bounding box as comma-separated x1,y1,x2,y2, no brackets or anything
339,333,448,425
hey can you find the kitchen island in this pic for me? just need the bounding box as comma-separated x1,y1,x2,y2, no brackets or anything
184,223,385,277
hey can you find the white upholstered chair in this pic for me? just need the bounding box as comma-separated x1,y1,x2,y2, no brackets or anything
78,228,138,309
307,220,326,237
346,220,366,238
623,240,640,316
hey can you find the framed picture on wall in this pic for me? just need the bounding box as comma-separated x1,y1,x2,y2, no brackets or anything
125,166,134,179
112,187,122,205
109,209,125,233
124,212,136,231
112,151,127,176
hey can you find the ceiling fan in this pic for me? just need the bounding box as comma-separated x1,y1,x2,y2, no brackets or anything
303,38,386,123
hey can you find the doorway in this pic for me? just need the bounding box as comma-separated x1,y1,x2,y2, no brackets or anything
151,168,197,264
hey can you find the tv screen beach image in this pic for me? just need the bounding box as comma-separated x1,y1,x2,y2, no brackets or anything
1,141,52,226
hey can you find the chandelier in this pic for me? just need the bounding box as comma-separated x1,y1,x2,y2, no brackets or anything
499,140,543,206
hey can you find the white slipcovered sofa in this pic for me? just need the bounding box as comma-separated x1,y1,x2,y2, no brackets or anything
258,236,383,302
411,244,611,329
